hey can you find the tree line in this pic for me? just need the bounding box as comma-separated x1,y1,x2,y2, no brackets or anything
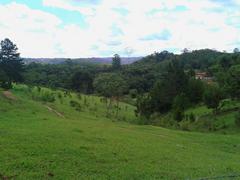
0,38,239,126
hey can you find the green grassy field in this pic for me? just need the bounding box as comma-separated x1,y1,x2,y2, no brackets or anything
0,85,240,179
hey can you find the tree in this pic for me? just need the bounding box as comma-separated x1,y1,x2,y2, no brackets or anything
135,94,153,120
182,48,190,54
0,38,23,89
136,60,189,117
233,48,240,53
203,85,224,114
186,78,204,104
226,65,240,99
149,80,174,113
112,54,121,70
219,56,231,70
70,71,93,94
187,68,195,77
0,68,10,89
172,94,189,121
93,73,128,117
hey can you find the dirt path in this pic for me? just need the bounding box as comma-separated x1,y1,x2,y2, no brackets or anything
45,105,65,118
2,91,17,101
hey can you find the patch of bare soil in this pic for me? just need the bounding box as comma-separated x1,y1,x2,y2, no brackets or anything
2,91,17,101
45,105,65,118
0,173,17,180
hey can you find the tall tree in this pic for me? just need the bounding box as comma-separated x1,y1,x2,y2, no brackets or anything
70,71,93,94
203,85,224,114
93,73,128,117
0,38,23,89
226,65,240,99
172,93,189,121
233,48,240,53
112,54,121,70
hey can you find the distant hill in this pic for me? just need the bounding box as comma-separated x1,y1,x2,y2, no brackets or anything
23,57,142,65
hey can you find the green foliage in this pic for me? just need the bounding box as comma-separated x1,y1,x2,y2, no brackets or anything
0,38,24,89
189,113,196,122
129,89,138,98
112,54,121,70
70,100,82,111
172,94,189,121
179,120,191,131
187,78,204,104
227,65,240,99
31,87,55,102
139,60,188,116
135,95,152,119
93,73,128,98
70,71,93,93
203,85,224,114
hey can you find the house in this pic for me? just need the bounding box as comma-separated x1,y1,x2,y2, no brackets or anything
195,72,207,80
195,72,214,84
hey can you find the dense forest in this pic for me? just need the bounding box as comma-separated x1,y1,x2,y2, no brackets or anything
1,38,240,130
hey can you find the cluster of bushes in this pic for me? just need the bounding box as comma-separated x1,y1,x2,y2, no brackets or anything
31,87,55,102
70,100,82,111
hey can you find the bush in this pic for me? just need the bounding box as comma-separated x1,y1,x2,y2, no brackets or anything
1,81,12,90
189,113,196,122
129,89,138,98
42,92,55,102
31,87,55,102
179,120,191,131
77,93,82,100
173,108,184,122
70,100,82,111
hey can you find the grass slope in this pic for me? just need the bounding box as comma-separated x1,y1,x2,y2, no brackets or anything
0,86,240,179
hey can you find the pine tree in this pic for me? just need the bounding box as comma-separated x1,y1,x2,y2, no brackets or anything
0,38,24,89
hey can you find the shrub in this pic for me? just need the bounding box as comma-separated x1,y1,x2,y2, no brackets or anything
77,93,82,100
1,82,12,90
189,113,196,122
179,120,191,131
173,108,184,122
57,92,62,99
129,89,138,98
41,91,55,102
70,100,82,111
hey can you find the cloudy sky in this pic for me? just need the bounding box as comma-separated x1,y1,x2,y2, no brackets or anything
0,0,239,58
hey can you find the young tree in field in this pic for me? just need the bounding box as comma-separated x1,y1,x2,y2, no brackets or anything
93,73,128,117
112,54,121,70
203,85,224,114
0,38,23,89
135,94,153,120
172,94,189,121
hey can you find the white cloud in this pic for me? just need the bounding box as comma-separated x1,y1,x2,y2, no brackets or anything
0,0,239,58
0,2,62,57
42,0,95,16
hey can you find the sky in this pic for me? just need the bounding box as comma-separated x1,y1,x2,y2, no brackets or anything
0,0,239,58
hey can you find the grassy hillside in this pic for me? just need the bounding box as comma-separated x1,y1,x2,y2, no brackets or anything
0,85,240,179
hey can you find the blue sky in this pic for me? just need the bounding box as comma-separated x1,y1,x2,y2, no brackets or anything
0,0,239,58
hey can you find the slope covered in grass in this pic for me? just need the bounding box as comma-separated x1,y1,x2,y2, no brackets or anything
0,86,240,179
